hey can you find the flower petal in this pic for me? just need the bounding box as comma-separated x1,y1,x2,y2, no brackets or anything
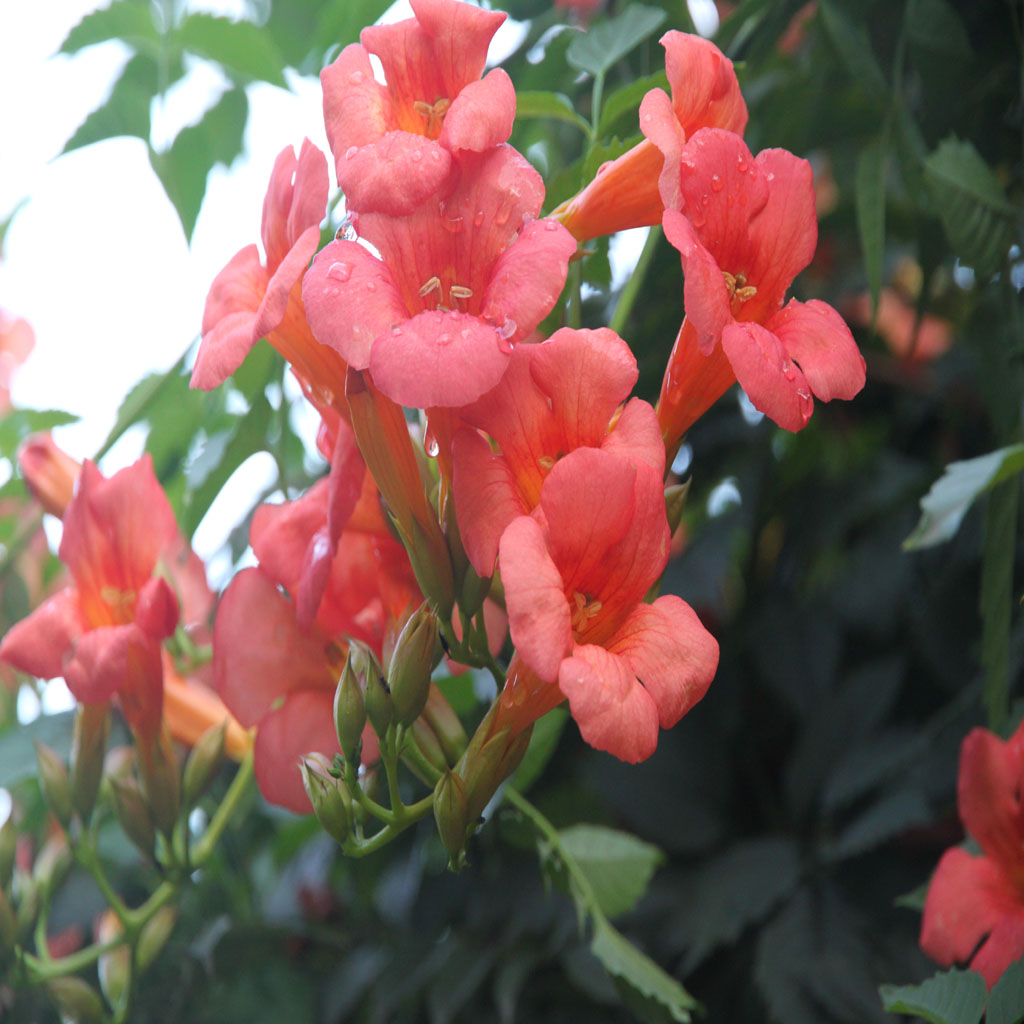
441,68,515,153
766,299,866,403
661,30,747,138
338,133,453,216
600,397,666,476
958,728,1024,871
558,643,659,763
500,515,572,684
0,588,82,679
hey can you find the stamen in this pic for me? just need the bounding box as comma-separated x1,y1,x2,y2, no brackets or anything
723,271,756,304
418,276,442,298
449,284,473,307
413,97,452,136
570,591,603,632
538,455,556,471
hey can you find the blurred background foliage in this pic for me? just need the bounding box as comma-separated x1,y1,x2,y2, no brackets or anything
1,0,1022,1021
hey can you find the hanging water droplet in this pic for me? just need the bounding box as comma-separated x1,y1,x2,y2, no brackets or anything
335,218,357,242
494,199,513,226
711,173,723,192
424,429,439,457
345,146,359,160
328,261,352,282
782,360,796,382
349,70,365,84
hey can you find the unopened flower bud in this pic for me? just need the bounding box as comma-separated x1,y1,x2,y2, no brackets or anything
137,905,176,971
333,656,367,765
300,754,352,845
422,686,468,765
387,603,440,726
182,720,226,808
664,480,691,537
135,725,180,837
433,771,469,870
70,703,109,822
407,519,455,618
364,663,393,739
46,976,106,1024
409,718,449,778
443,490,487,619
109,776,155,860
33,833,72,894
96,910,129,1010
34,741,72,826
460,706,535,823
18,433,79,519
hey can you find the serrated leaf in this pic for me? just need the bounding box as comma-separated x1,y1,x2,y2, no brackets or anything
670,838,801,973
904,445,1024,549
566,4,667,78
175,13,286,87
818,0,888,102
557,825,663,919
879,968,986,1024
856,136,887,314
987,956,1024,1024
598,71,669,137
510,705,569,794
924,137,1015,277
906,0,972,60
59,0,158,55
63,54,159,154
151,88,248,239
591,918,697,1023
516,91,591,136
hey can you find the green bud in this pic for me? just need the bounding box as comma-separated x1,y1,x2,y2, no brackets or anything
387,603,440,726
34,741,72,826
46,976,106,1024
137,905,176,972
14,871,39,941
182,720,226,809
0,887,16,954
422,686,468,765
364,663,393,739
109,776,156,860
409,718,449,777
300,754,352,845
96,912,129,1011
442,489,487,619
333,656,367,765
461,720,534,823
664,479,691,537
135,725,180,838
407,518,455,618
433,771,469,870
70,703,110,823
0,806,16,890
33,834,71,895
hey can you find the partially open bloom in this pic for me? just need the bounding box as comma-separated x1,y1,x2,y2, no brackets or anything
921,720,1024,987
452,326,664,577
499,447,718,762
304,145,576,408
658,128,865,441
0,457,183,740
554,32,746,242
322,0,515,216
193,140,350,412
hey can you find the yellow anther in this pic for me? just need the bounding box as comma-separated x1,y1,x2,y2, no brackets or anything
418,276,442,298
723,271,756,304
449,285,473,305
570,591,603,632
538,455,556,471
413,97,452,136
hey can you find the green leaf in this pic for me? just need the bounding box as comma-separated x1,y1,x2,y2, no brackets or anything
59,0,158,55
906,0,972,60
924,136,1016,277
598,71,669,137
856,136,887,315
516,91,592,136
904,445,1024,549
879,968,987,1024
0,409,79,461
62,54,159,154
817,0,888,102
96,365,182,460
151,87,248,240
510,705,569,793
557,824,663,919
315,0,394,53
591,917,697,1023
987,956,1024,1024
566,4,667,78
825,786,931,862
175,13,287,87
583,133,643,185
0,712,75,787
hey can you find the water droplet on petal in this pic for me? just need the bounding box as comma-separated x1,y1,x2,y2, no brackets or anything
543,219,560,231
430,149,441,162
410,149,422,163
766,171,775,182
711,173,723,192
349,70,364,84
328,261,352,282
437,332,453,346
322,285,337,297
390,324,403,336
690,208,707,228
474,209,484,227
424,432,439,457
796,387,810,401
366,280,377,292
642,112,653,123
782,360,797,382
345,146,359,160
701,194,710,207
737,156,748,173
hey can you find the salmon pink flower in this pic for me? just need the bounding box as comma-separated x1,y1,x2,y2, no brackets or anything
658,128,865,441
303,146,576,409
214,473,420,812
499,447,718,762
322,0,515,216
921,721,1024,988
554,32,746,242
193,140,350,412
452,326,664,577
0,457,182,740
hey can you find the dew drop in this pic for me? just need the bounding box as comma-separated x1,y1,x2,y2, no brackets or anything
690,208,707,228
796,387,810,401
349,70,365,84
410,149,422,163
737,156,748,173
441,213,464,234
461,328,472,340
543,219,560,231
424,429,439,457
390,324,402,336
496,317,517,354
494,199,513,226
366,280,377,292
345,146,359,160
782,360,797,382
765,171,775,182
711,173,723,193
430,149,441,162
701,193,710,207
322,285,337,297
328,261,352,282
474,209,484,227
437,332,453,346
642,112,653,123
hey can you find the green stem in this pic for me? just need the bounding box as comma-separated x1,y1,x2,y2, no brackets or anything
22,935,123,984
341,793,435,858
191,747,254,866
609,225,661,337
